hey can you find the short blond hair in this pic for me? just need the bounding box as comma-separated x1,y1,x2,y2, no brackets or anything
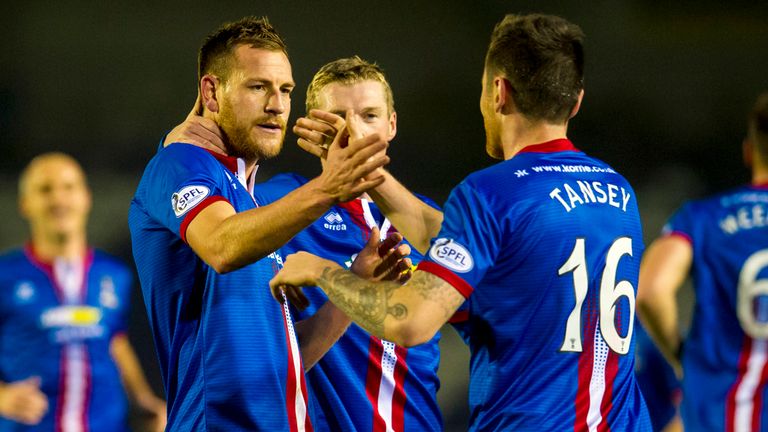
306,56,394,114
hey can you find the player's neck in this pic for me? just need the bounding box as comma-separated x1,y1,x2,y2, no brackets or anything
500,118,569,159
30,232,88,262
244,160,258,179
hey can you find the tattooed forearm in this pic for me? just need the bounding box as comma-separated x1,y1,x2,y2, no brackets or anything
317,267,465,344
318,267,406,339
409,271,466,320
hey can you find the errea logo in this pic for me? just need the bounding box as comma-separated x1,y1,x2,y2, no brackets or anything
429,238,474,273
172,185,210,217
323,211,347,231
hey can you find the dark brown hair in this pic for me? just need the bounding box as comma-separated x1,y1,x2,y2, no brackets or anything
198,16,287,83
485,14,584,123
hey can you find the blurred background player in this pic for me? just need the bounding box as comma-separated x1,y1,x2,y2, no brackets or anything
0,153,165,432
129,16,398,431
272,13,651,430
638,92,768,431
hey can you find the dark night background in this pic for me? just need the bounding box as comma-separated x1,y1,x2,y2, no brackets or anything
1,1,767,430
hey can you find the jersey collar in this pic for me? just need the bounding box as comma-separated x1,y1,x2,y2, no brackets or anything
516,138,580,154
204,150,259,194
751,181,768,189
24,243,94,268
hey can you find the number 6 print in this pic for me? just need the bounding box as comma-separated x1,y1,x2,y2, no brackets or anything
737,249,768,339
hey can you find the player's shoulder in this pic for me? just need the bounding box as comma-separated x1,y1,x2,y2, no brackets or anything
252,172,308,205
702,184,766,207
91,249,130,271
0,248,34,288
257,172,308,190
134,144,223,203
674,185,753,216
90,250,133,291
0,248,28,268
147,143,221,175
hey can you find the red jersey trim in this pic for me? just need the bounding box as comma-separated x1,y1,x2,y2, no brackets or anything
23,245,95,304
517,138,579,154
392,345,409,431
726,336,753,432
365,338,385,431
203,149,239,173
338,199,372,243
179,195,229,243
448,310,469,324
416,261,474,298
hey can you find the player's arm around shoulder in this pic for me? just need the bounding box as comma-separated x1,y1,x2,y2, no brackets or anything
637,234,692,371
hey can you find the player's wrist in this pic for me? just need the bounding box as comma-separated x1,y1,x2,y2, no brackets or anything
303,176,338,208
315,259,341,283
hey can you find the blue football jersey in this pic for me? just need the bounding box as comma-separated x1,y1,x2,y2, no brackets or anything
253,173,445,432
634,323,680,432
129,144,311,431
0,247,131,432
664,184,768,431
417,139,651,431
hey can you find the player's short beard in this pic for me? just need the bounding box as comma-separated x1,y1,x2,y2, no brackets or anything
217,102,285,162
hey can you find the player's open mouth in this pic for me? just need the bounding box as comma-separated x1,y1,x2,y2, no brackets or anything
258,124,283,133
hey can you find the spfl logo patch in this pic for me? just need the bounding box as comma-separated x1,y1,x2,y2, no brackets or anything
172,185,210,217
429,238,474,273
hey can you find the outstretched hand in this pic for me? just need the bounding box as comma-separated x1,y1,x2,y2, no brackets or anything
163,93,227,154
350,226,413,284
270,252,340,310
315,110,390,203
294,109,347,159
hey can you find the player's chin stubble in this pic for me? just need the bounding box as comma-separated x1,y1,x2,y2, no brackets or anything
220,117,285,162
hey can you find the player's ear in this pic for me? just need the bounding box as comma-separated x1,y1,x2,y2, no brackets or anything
744,138,754,169
18,196,29,220
84,184,93,216
569,89,584,119
387,111,397,141
200,74,221,114
495,77,514,115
